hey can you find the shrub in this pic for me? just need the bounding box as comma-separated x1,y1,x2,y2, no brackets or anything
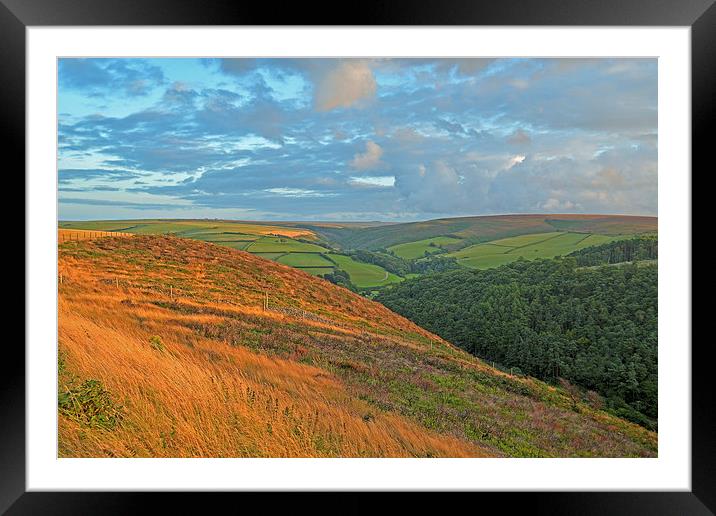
150,335,165,352
58,379,124,430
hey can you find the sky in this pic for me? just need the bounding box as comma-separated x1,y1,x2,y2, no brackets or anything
58,57,657,222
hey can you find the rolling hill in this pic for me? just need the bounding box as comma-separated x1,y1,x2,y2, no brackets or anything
59,215,658,291
305,214,657,251
58,235,657,457
58,219,402,289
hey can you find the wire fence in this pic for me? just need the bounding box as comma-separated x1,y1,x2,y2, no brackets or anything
58,230,133,243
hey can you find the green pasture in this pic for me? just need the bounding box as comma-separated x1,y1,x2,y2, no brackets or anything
252,252,286,261
277,253,334,267
246,237,328,253
297,267,336,276
388,236,463,259
449,232,628,270
327,254,402,288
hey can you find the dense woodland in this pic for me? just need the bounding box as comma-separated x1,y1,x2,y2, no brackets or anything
568,236,657,266
377,257,658,429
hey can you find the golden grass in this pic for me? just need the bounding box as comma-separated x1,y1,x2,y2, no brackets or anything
58,240,487,457
59,229,132,243
58,235,657,458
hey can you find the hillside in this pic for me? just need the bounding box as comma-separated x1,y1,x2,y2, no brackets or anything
59,215,657,289
377,258,658,429
305,214,657,251
58,236,657,457
58,219,403,289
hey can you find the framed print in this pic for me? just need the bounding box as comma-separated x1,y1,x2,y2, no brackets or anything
8,0,712,513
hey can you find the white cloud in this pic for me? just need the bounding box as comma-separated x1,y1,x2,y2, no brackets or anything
540,198,577,211
350,141,384,170
349,176,395,187
264,188,334,198
507,155,526,168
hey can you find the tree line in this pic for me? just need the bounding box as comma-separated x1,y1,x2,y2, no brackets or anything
348,249,462,277
568,235,657,266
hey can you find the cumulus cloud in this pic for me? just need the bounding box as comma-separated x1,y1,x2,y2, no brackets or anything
313,61,377,112
350,141,384,170
58,57,657,220
507,155,526,168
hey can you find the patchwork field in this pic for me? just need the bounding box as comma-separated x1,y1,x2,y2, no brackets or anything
449,231,627,269
59,219,317,239
60,215,656,288
310,214,657,250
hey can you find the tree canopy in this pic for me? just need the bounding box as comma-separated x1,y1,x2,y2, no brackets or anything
377,257,658,429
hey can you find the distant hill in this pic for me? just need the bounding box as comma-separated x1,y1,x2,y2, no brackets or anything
304,214,657,251
58,235,656,457
59,215,658,284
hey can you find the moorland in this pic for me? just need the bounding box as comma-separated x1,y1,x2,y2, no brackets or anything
58,213,658,457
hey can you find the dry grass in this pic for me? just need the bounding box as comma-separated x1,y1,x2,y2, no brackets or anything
58,237,486,457
58,236,657,458
59,229,132,243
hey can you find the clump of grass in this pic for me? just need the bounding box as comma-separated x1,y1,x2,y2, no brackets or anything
150,335,165,352
58,379,124,430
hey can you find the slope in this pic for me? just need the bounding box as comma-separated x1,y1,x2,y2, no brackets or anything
58,236,657,457
307,214,657,251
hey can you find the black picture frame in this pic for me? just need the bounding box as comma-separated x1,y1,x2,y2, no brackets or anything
7,0,711,513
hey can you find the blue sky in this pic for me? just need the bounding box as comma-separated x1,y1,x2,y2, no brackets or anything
58,58,657,221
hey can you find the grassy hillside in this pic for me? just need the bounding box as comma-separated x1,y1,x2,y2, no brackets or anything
307,214,657,251
448,232,628,270
58,235,656,457
389,236,463,260
58,219,400,289
59,215,656,287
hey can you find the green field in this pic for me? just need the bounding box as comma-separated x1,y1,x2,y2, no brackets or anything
192,232,260,242
296,267,336,276
59,219,317,239
388,236,463,259
308,214,657,250
449,232,628,269
277,253,334,268
251,252,287,261
60,216,656,289
245,237,328,253
327,254,402,288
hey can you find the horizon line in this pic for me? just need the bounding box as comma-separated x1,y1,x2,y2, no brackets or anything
58,212,659,224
